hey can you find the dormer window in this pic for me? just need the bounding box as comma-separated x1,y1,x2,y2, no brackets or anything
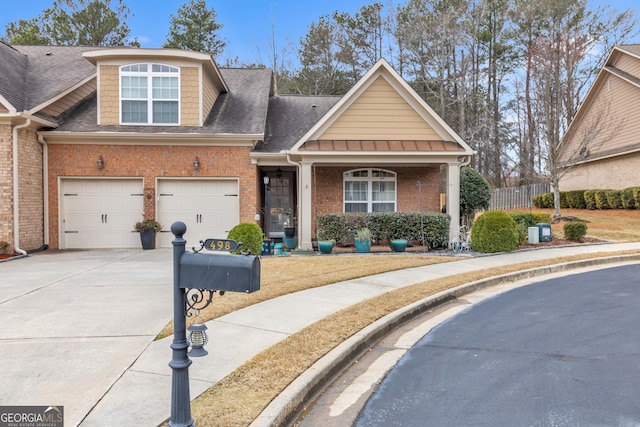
120,63,179,125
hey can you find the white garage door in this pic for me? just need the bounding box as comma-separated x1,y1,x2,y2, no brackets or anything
61,179,144,249
157,179,240,248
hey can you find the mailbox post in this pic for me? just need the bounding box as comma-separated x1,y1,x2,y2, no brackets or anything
169,221,260,427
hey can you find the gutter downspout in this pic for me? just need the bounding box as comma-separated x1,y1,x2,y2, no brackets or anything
12,118,31,255
38,134,50,248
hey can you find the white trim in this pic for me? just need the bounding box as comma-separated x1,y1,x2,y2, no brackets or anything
343,168,397,213
0,94,17,114
290,58,475,155
39,131,262,145
119,63,181,125
27,74,97,115
199,64,204,126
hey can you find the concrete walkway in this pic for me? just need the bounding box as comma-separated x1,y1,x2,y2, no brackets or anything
1,243,640,426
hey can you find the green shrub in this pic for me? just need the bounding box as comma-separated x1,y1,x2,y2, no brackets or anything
509,212,535,245
563,222,587,242
227,223,264,255
595,190,610,209
566,190,587,209
584,190,597,209
605,190,623,209
316,212,450,249
634,188,640,209
559,191,569,209
621,188,636,209
460,168,491,226
531,212,552,223
471,210,519,253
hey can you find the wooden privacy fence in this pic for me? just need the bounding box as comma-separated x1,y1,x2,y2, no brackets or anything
490,183,550,210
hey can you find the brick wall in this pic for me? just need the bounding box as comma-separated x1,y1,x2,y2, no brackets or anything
0,124,13,250
181,67,200,126
312,165,442,233
47,144,257,248
17,129,44,250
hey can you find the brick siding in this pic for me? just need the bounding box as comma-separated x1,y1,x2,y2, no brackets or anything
47,144,257,248
0,124,13,250
312,165,442,233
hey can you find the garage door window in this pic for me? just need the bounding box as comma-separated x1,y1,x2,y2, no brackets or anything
121,63,179,125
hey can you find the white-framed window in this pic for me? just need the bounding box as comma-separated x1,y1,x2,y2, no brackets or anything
120,63,180,125
344,168,397,213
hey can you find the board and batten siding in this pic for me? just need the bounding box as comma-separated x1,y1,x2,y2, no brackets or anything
319,76,441,141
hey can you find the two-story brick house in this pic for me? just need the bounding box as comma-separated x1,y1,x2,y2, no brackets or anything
0,42,474,252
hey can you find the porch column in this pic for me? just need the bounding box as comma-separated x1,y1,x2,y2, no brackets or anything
299,161,313,250
446,162,461,244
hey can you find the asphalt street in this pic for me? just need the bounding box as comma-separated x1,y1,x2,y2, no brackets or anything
354,264,640,426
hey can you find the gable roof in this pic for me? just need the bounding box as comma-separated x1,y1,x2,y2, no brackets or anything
560,44,640,164
289,58,474,157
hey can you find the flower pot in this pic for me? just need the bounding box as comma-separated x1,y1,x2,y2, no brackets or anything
140,228,156,250
391,239,408,252
318,240,334,254
283,236,298,250
355,240,371,253
284,227,296,238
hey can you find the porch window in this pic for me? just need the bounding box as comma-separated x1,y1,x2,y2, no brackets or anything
121,63,179,124
344,169,396,213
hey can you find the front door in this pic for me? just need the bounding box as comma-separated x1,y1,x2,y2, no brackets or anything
266,170,295,238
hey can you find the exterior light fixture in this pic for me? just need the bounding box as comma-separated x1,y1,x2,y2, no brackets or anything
187,322,208,357
263,175,270,185
276,167,282,179
194,156,200,170
97,155,104,169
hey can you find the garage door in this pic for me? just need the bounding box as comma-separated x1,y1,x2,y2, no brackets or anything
61,179,144,249
157,179,239,248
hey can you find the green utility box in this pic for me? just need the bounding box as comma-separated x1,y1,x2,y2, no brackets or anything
537,223,552,242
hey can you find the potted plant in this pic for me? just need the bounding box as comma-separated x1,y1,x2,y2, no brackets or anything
135,219,162,250
318,239,335,254
391,239,408,252
355,228,372,253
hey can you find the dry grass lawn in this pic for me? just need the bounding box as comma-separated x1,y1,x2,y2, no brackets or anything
160,209,640,426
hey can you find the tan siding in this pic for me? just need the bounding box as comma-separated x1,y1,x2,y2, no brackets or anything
181,67,200,126
319,76,441,141
560,74,640,164
202,71,220,120
561,152,640,190
99,65,119,125
0,124,13,249
40,79,97,117
614,52,640,76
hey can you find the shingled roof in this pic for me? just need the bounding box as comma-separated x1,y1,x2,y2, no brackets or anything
53,67,272,135
0,42,28,111
256,95,340,153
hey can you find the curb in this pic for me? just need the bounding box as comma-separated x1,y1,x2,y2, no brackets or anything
249,253,640,427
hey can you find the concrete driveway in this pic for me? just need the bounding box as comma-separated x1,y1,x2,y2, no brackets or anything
0,249,173,427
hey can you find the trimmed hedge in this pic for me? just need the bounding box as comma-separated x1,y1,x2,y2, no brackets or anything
227,223,264,255
471,210,519,253
564,222,587,242
316,212,451,249
534,188,640,210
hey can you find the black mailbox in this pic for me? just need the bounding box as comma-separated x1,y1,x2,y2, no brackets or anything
179,252,260,293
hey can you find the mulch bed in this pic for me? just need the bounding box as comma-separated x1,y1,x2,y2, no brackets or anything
0,253,21,261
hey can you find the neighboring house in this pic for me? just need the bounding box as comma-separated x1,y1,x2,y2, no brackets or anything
559,44,640,191
0,42,474,252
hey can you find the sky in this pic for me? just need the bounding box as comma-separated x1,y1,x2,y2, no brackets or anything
1,0,639,65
